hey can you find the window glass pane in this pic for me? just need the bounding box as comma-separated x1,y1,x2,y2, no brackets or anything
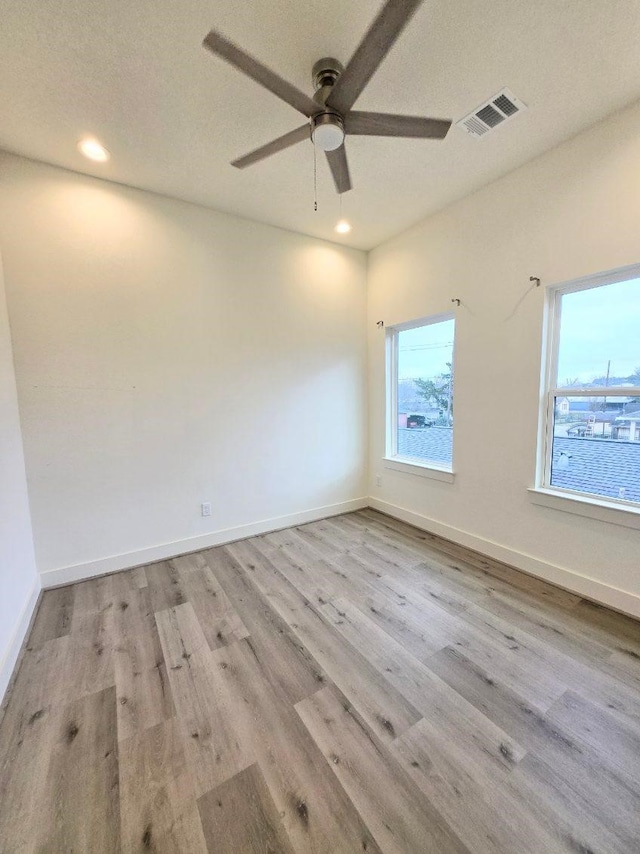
550,395,640,503
556,277,640,389
396,319,454,466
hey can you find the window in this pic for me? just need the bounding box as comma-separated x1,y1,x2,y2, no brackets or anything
386,314,455,473
539,266,640,508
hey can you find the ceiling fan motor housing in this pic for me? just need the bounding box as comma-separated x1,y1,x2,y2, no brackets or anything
312,57,344,93
312,57,345,112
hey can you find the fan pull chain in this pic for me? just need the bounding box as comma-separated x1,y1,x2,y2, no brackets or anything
313,144,318,211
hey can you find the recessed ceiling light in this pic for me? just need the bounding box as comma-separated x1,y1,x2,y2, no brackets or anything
78,137,110,162
335,219,352,234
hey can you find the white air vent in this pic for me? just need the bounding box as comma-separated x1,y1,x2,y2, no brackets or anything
457,88,527,138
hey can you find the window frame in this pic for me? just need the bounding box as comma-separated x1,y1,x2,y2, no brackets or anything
537,263,640,511
384,311,456,479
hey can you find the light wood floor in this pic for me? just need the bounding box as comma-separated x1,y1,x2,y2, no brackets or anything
1,509,640,853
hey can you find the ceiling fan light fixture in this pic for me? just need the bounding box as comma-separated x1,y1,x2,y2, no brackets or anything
311,113,345,152
335,219,352,234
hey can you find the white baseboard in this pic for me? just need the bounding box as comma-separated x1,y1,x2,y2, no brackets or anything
39,497,369,589
0,580,41,706
369,497,640,620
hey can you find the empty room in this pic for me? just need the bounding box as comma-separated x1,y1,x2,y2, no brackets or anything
1,0,640,851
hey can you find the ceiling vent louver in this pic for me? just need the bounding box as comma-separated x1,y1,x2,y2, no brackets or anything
457,88,527,138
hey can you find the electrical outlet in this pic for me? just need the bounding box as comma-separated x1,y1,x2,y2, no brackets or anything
201,502,212,517
376,475,382,487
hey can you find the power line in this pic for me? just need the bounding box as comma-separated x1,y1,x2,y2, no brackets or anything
399,341,454,352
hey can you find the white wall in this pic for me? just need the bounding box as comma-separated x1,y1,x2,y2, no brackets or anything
0,248,39,702
0,154,368,584
368,99,640,616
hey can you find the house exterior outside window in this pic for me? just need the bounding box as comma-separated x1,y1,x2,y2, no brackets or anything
385,313,455,480
537,265,640,510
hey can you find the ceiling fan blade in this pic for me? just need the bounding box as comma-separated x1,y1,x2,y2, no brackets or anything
346,111,451,138
326,145,352,194
203,30,319,117
326,0,424,115
231,125,310,169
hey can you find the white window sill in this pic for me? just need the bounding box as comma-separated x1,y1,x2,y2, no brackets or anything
528,487,640,530
383,456,455,483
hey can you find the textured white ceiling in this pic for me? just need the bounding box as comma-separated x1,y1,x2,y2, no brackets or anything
2,0,640,250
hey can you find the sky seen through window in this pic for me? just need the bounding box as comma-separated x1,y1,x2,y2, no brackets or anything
557,277,640,385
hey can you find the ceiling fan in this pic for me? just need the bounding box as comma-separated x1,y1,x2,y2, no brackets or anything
202,0,452,194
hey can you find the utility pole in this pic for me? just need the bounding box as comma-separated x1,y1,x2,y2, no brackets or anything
603,359,611,437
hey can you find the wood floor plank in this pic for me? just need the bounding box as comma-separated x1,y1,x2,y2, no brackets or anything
204,641,381,853
359,510,573,591
131,565,148,589
349,577,567,711
391,719,565,853
356,509,583,609
607,647,640,692
170,552,249,650
353,550,473,613
0,636,72,849
356,514,586,639
504,750,639,854
204,544,328,704
155,603,253,797
265,526,338,564
230,539,422,744
256,538,376,607
119,718,208,853
37,685,120,853
70,573,114,629
250,532,341,604
296,684,468,854
0,636,72,729
28,584,75,647
66,598,116,700
457,597,640,730
117,663,174,746
298,518,362,553
545,689,640,784
349,584,453,658
146,560,188,613
321,597,525,775
428,645,640,846
470,591,640,731
572,599,640,655
328,514,424,569
112,571,164,668
339,512,505,585
357,544,494,608
473,587,617,666
198,764,295,854
503,593,640,661
112,575,174,742
324,548,395,590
